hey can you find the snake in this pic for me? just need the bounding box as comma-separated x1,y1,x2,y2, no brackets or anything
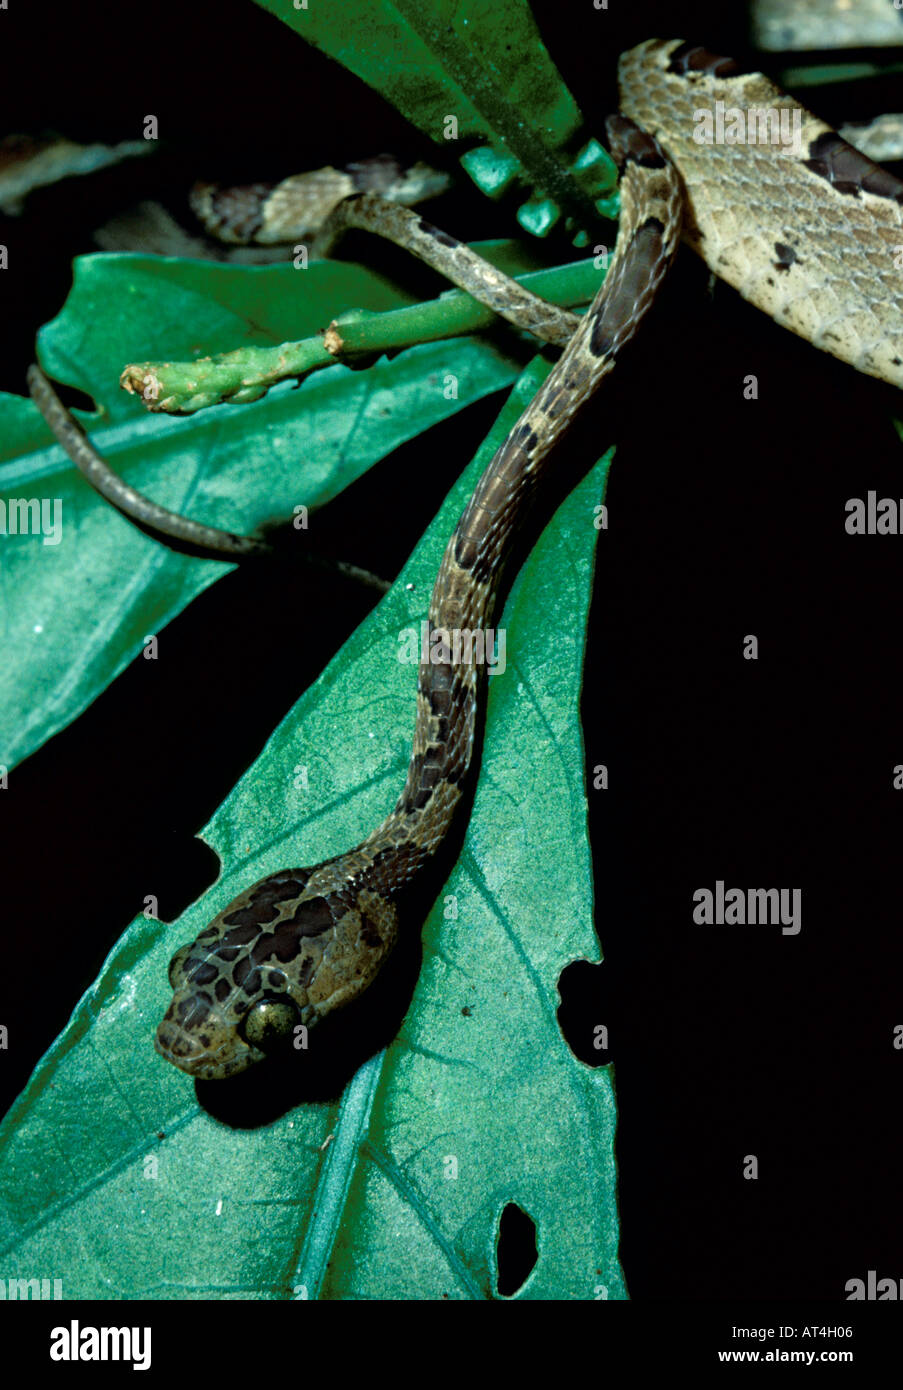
71,38,897,1079
152,112,680,1078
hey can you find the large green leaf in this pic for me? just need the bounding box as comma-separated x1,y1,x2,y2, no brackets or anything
0,249,535,770
256,0,580,149
255,0,617,236
0,362,623,1300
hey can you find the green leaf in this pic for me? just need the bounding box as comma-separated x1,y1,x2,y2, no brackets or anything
0,250,530,769
255,0,615,236
0,362,623,1300
119,252,602,411
35,252,424,425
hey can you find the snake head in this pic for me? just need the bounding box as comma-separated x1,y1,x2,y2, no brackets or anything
155,866,399,1080
155,929,302,1081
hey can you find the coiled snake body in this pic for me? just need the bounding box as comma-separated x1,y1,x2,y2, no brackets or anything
156,40,903,1079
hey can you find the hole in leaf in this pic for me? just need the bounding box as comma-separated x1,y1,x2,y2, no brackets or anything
496,1202,537,1297
557,959,611,1065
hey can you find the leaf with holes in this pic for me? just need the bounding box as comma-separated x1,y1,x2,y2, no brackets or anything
0,248,537,770
0,361,624,1300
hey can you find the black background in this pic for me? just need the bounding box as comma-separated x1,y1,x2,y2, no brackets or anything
1,0,902,1305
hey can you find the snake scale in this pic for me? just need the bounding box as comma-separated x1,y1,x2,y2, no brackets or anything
156,39,903,1079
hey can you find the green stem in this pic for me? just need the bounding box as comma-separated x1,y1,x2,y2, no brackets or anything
119,257,603,415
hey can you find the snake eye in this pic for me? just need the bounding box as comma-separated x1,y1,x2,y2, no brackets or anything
241,996,301,1052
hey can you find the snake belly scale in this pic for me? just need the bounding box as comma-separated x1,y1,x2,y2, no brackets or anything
157,39,902,1079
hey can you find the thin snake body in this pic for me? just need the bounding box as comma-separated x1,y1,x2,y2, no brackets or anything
189,154,450,244
157,41,902,1079
156,119,682,1078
